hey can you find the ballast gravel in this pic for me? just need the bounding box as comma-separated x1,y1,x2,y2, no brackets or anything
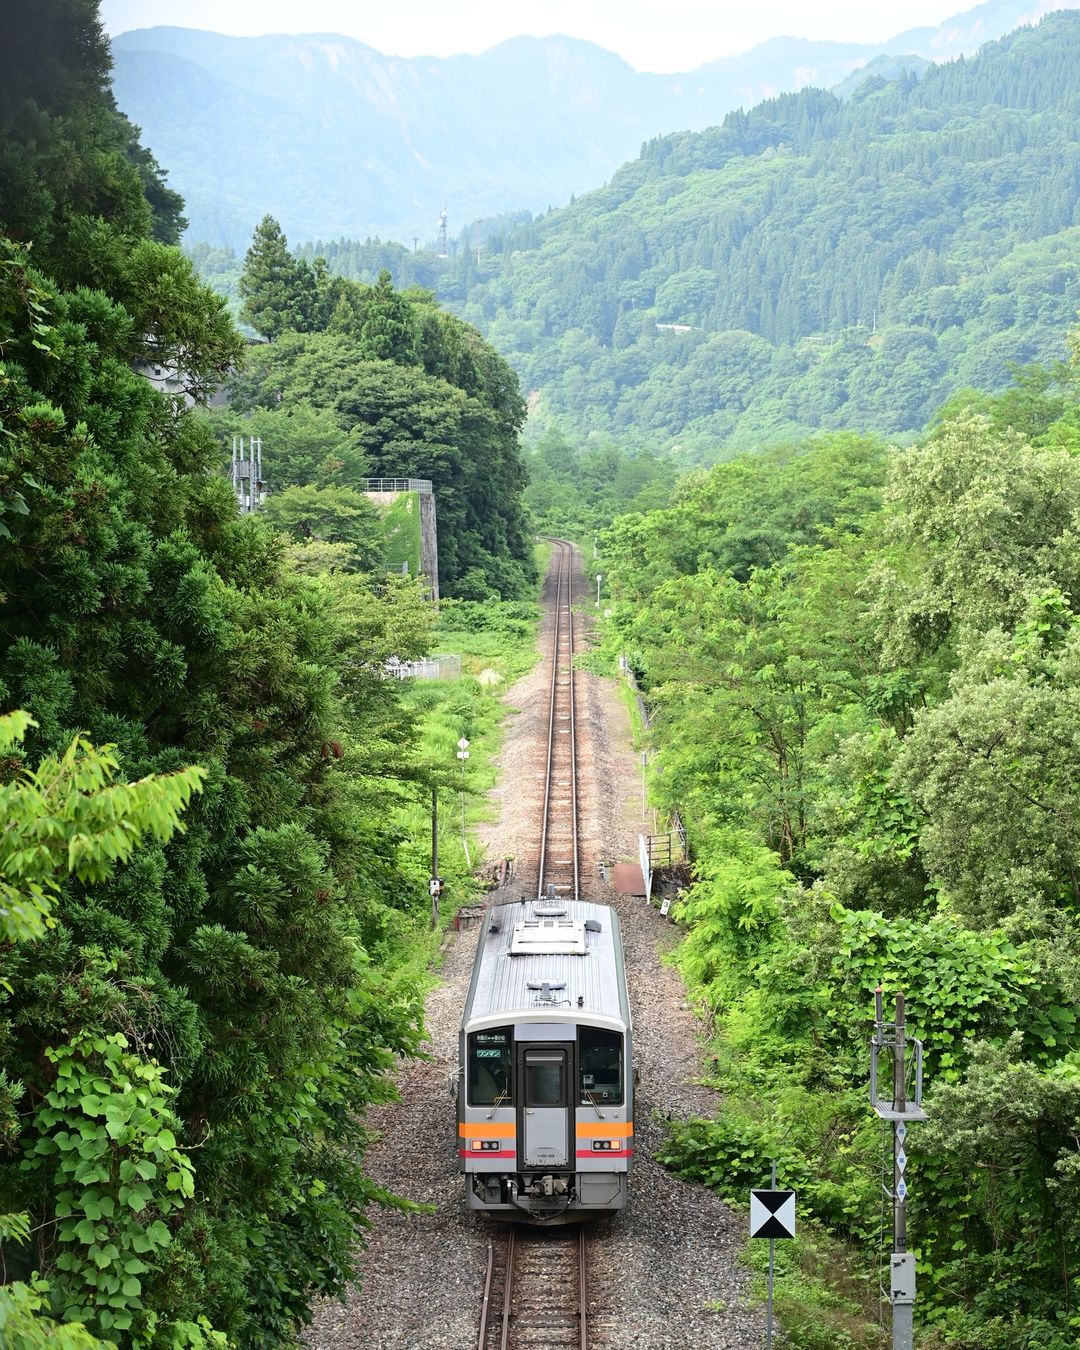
304,555,768,1349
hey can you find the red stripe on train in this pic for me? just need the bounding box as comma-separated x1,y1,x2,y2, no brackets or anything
460,1148,633,1160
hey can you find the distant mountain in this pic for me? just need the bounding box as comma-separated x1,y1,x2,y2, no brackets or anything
442,10,1080,459
110,0,1075,250
830,53,933,100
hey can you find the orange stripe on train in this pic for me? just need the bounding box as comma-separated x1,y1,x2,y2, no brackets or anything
575,1121,633,1139
459,1122,516,1139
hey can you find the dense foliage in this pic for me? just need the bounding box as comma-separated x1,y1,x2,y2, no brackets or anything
598,351,1080,1345
519,425,671,539
438,11,1080,460
0,6,510,1345
208,223,535,599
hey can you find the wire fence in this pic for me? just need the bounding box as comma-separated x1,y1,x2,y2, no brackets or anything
385,654,461,681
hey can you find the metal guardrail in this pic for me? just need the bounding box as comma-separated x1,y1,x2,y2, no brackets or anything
361,477,433,495
672,810,688,858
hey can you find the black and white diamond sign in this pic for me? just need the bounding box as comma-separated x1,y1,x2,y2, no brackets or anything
750,1188,796,1239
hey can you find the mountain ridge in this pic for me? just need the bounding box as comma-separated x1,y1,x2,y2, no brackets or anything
438,10,1080,457
110,0,1077,249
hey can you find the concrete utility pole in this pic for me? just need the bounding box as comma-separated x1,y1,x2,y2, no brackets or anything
870,989,927,1350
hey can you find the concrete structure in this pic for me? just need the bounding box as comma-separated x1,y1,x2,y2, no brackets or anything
361,478,440,601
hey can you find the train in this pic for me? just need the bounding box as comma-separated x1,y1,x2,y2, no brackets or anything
456,893,633,1223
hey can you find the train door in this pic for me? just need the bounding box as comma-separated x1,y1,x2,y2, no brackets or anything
519,1045,570,1170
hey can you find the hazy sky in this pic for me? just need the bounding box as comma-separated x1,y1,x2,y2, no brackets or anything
97,0,1043,72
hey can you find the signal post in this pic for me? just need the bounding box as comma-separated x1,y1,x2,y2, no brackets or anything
870,989,927,1350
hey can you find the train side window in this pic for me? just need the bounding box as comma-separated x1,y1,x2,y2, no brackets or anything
579,1027,624,1105
525,1052,566,1107
468,1028,513,1106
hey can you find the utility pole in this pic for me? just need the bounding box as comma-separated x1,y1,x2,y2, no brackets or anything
871,989,926,1350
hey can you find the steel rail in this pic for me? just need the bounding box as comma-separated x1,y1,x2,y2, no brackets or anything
536,539,580,902
478,1237,497,1350
534,542,562,897
578,1224,589,1350
567,545,580,904
500,1226,517,1350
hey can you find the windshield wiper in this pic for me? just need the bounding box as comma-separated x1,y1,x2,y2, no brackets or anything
581,1088,606,1120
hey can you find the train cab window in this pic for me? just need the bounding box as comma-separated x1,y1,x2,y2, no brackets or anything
468,1028,513,1106
525,1052,567,1107
579,1027,624,1105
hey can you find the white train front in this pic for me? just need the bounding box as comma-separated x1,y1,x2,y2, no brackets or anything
456,897,634,1223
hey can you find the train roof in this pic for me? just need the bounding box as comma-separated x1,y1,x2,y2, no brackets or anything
461,898,631,1033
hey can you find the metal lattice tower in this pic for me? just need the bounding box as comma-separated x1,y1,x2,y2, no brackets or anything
231,435,266,513
436,207,448,258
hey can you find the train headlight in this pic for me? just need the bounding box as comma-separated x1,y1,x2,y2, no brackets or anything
471,1140,502,1152
591,1140,618,1151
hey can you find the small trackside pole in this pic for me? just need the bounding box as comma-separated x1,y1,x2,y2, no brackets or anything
749,1162,795,1348
766,1159,776,1350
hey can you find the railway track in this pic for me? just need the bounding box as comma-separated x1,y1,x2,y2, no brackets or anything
479,1225,589,1350
475,542,595,1349
535,538,580,904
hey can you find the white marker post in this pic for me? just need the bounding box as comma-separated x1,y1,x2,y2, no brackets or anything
456,737,471,868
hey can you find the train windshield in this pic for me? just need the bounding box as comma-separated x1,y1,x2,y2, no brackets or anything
468,1027,513,1106
579,1027,624,1105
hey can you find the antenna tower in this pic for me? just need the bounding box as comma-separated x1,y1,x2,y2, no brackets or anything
436,207,448,258
231,435,266,513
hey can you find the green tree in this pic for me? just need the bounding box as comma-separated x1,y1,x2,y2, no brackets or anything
262,483,382,570
0,24,431,1340
0,0,185,286
238,215,317,340
873,414,1080,666
355,270,420,364
0,710,206,1345
224,326,535,598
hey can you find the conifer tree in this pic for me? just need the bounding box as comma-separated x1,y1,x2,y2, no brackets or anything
355,268,420,363
239,214,317,340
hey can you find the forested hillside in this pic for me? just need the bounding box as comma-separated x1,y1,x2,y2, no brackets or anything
108,1,1057,251
0,4,531,1345
436,10,1080,458
596,362,1080,1345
